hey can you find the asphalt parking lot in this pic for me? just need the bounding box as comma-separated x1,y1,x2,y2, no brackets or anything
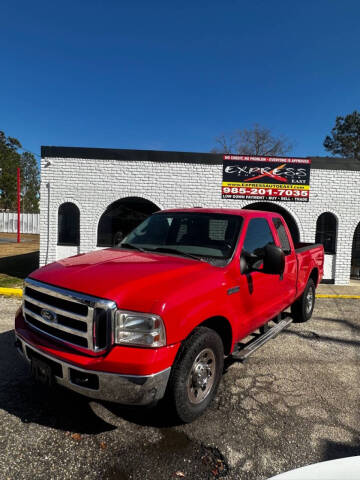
1,295,359,480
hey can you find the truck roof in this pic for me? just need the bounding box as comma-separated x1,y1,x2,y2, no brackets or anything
158,207,283,219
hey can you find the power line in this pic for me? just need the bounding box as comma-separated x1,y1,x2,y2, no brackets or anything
18,146,41,158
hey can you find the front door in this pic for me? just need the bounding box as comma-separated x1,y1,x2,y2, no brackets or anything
236,217,289,332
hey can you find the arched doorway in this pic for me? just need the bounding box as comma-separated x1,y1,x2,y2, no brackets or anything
351,222,360,278
97,197,160,247
242,202,300,244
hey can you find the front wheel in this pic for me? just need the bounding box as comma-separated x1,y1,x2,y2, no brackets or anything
166,327,224,423
291,278,316,323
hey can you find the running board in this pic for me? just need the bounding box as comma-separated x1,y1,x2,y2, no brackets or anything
231,316,293,361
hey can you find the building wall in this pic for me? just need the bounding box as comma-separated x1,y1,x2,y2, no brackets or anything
40,155,360,285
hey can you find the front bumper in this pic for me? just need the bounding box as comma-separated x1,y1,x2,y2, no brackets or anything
15,335,171,405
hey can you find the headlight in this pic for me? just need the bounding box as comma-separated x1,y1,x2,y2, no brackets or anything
114,310,166,347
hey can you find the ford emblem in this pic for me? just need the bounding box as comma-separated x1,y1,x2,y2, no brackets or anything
41,309,57,323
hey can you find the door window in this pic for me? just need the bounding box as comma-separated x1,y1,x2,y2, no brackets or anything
272,218,291,254
243,218,275,260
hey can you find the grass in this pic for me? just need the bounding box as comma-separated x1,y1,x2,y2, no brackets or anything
0,233,39,258
0,273,23,289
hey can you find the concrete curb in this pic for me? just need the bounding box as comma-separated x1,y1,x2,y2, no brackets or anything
0,287,23,297
316,294,360,299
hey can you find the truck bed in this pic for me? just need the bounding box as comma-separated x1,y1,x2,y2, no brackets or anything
294,243,324,297
294,242,323,253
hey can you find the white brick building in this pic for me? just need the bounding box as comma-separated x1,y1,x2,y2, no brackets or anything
40,146,360,285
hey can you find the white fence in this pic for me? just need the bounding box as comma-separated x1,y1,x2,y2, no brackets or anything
0,212,40,234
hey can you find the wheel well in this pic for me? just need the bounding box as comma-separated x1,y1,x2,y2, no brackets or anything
199,316,233,355
309,268,319,286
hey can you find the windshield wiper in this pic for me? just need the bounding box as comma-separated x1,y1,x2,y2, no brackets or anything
119,243,147,253
149,247,206,262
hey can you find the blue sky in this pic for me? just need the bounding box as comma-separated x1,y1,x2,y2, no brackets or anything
1,0,359,161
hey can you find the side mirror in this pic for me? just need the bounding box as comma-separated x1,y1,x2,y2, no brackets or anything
262,244,285,275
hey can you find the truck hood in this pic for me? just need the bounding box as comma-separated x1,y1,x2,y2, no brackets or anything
29,249,214,312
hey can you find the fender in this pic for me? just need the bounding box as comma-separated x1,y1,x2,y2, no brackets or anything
158,285,239,353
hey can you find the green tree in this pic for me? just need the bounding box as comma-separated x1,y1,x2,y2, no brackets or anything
20,151,40,212
324,111,360,160
0,131,40,212
211,124,293,156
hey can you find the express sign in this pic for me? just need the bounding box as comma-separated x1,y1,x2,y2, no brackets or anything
222,155,311,202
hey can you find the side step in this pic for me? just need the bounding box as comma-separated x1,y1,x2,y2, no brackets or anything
231,316,293,361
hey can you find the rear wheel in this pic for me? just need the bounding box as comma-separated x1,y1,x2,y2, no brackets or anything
291,278,316,323
166,327,224,423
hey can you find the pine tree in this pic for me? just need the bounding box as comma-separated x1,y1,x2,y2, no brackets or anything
0,131,40,212
324,111,360,160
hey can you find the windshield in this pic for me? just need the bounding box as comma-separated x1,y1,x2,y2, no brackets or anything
119,212,243,263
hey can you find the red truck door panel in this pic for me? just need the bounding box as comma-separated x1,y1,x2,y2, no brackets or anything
235,217,290,331
236,270,277,333
271,217,297,309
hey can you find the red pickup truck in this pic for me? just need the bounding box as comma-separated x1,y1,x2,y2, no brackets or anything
15,208,324,422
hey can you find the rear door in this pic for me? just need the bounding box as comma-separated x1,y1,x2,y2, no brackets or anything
271,217,297,310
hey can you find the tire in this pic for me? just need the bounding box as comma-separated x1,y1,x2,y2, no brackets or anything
291,278,316,323
166,326,224,423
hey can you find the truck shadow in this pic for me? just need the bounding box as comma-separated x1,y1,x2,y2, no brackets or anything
0,329,177,433
282,328,360,347
316,316,360,332
0,329,117,434
100,400,182,428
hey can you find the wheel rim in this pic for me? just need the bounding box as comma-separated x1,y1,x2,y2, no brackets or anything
187,348,216,404
306,287,314,314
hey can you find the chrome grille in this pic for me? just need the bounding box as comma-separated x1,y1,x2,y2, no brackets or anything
23,278,116,354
